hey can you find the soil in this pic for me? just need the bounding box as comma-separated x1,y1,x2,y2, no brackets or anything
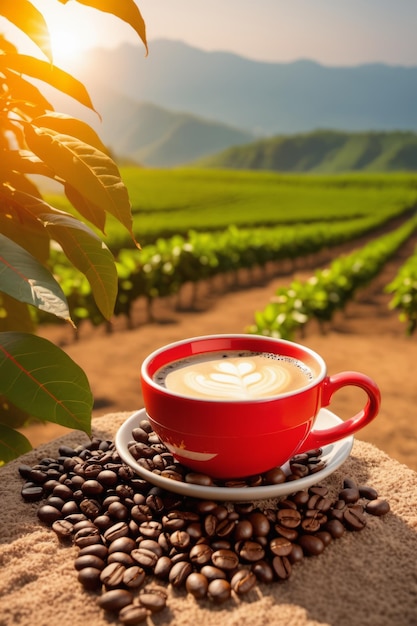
23,233,417,472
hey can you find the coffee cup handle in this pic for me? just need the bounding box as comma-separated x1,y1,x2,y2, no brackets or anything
296,371,381,453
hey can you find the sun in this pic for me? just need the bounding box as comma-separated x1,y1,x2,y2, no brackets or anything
37,2,93,71
49,27,85,68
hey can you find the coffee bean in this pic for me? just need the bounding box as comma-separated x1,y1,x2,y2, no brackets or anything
139,520,162,539
19,434,391,625
98,589,134,613
359,485,379,500
200,565,227,581
77,567,102,591
108,537,136,554
21,484,44,502
343,507,367,531
324,519,345,539
365,498,390,516
231,568,257,594
270,537,293,557
131,548,158,570
339,487,360,504
169,529,191,551
74,554,106,571
211,549,239,570
204,513,217,536
184,572,208,599
190,543,213,566
154,555,173,580
122,566,146,589
272,555,292,580
74,526,102,548
79,498,101,519
276,508,301,529
119,604,149,625
51,519,74,540
301,516,321,533
252,560,275,583
139,586,167,613
37,505,62,524
263,467,287,484
316,531,332,546
138,539,163,557
100,562,126,588
104,521,129,542
343,477,358,489
288,543,304,564
239,541,265,563
185,472,214,486
298,534,325,556
107,552,135,567
207,578,231,604
169,560,193,587
274,523,298,542
107,501,129,521
291,490,310,506
248,512,270,536
233,519,252,541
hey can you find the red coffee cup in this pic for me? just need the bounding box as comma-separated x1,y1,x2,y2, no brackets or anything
140,334,380,479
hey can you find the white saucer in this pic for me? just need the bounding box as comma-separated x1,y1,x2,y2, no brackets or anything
115,408,353,502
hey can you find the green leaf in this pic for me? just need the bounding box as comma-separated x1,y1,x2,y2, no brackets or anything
33,210,118,320
64,183,107,233
1,149,55,178
1,0,53,62
0,233,72,322
0,332,93,434
74,0,148,54
0,294,35,333
2,68,53,114
0,54,97,114
24,126,136,241
0,185,50,262
0,424,32,464
33,113,110,155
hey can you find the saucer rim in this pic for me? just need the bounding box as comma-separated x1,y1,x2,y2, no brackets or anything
114,408,354,501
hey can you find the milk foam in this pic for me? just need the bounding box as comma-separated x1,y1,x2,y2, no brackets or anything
154,351,313,400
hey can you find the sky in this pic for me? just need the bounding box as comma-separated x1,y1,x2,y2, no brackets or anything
1,0,417,69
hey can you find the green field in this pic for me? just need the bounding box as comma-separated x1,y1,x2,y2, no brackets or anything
46,169,417,249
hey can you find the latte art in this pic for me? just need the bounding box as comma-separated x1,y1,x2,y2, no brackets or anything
154,351,313,399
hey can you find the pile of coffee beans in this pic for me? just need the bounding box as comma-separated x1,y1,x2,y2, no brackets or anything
127,423,327,488
19,419,390,625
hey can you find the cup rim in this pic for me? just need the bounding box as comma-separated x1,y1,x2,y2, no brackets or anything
141,334,327,402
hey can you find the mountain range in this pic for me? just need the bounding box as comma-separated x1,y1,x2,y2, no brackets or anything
47,39,417,168
194,129,417,173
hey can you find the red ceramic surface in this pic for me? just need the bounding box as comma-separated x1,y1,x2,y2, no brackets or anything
140,335,380,478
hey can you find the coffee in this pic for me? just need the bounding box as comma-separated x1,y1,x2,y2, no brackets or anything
153,351,313,400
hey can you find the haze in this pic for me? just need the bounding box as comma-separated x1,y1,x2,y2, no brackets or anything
3,0,417,68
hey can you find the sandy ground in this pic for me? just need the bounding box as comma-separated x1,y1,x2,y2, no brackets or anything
22,229,417,472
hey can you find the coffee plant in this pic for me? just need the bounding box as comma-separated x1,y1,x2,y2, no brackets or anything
386,244,417,334
0,0,147,462
249,214,417,339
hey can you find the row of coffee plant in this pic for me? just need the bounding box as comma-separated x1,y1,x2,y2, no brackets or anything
46,209,413,332
248,214,417,339
385,244,417,335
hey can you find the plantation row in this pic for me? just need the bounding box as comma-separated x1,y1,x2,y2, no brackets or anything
48,209,412,331
48,170,417,249
248,213,417,339
386,243,417,335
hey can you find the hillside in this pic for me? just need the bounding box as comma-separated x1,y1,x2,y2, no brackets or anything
77,39,417,136
193,130,417,172
44,83,254,166
42,40,417,167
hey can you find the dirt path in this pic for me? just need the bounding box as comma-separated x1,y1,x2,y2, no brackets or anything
24,231,417,470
